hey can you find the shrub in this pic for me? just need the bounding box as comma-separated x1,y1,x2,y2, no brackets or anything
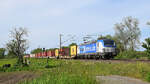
115,51,137,59
0,67,4,72
146,72,150,82
115,51,148,59
45,64,51,68
142,38,150,59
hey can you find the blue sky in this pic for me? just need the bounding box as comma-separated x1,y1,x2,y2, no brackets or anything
0,0,150,52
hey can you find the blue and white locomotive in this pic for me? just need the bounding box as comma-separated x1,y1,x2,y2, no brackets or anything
77,39,117,59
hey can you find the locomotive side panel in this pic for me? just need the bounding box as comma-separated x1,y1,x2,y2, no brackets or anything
78,43,97,55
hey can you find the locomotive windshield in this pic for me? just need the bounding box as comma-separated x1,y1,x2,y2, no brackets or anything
103,39,115,46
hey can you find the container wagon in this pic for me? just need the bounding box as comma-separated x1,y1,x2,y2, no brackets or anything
47,50,55,58
42,51,48,58
59,48,70,58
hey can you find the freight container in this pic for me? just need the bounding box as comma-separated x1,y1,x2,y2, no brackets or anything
35,53,38,58
24,54,30,58
40,52,43,57
47,51,52,57
37,52,42,58
51,50,55,57
30,54,35,58
42,52,44,57
47,50,55,58
70,45,77,57
37,53,39,58
59,48,70,57
42,51,47,57
55,49,59,57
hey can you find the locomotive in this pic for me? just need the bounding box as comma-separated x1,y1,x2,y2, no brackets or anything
26,39,117,59
76,39,117,59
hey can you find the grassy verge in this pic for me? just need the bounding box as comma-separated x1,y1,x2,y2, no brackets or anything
1,58,150,84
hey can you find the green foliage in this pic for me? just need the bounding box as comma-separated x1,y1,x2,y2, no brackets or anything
114,16,141,51
142,38,150,58
97,35,112,40
115,51,137,59
31,48,43,54
2,59,150,83
20,59,150,83
46,48,58,51
115,51,148,59
0,65,30,72
6,51,17,58
6,28,29,65
69,43,77,46
146,72,150,82
0,48,5,59
45,64,51,68
0,59,17,67
61,46,69,48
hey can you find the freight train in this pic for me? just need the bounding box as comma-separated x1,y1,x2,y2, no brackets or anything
25,39,117,59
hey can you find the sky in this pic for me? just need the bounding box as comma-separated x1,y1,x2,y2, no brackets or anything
0,0,150,52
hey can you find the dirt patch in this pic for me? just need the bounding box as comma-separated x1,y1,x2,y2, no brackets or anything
0,71,37,84
96,75,150,84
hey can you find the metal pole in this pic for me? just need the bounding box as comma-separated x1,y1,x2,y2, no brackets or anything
60,34,62,51
58,34,62,59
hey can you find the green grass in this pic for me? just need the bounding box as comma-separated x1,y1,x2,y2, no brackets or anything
115,51,149,59
0,58,16,66
1,58,150,84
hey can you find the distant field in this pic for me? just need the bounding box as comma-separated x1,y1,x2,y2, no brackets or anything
0,59,17,67
0,58,150,84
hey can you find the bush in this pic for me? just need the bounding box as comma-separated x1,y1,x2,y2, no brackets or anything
45,64,51,68
146,72,150,82
0,67,4,72
115,51,148,59
115,51,136,59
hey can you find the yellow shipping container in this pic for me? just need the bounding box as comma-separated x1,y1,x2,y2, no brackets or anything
70,45,77,56
55,49,59,57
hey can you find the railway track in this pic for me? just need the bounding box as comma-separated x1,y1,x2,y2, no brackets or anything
73,59,150,63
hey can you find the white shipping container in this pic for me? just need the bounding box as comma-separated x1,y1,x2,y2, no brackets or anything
30,54,35,58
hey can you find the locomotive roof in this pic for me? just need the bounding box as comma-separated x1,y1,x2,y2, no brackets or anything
79,39,113,46
80,40,96,45
98,39,114,42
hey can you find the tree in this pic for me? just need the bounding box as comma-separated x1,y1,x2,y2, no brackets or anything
0,48,5,59
142,38,150,57
61,46,69,49
69,43,77,46
31,48,43,54
114,16,141,51
6,28,29,65
97,35,112,40
7,51,17,58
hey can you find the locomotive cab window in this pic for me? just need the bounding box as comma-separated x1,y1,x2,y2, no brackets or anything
103,40,115,46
